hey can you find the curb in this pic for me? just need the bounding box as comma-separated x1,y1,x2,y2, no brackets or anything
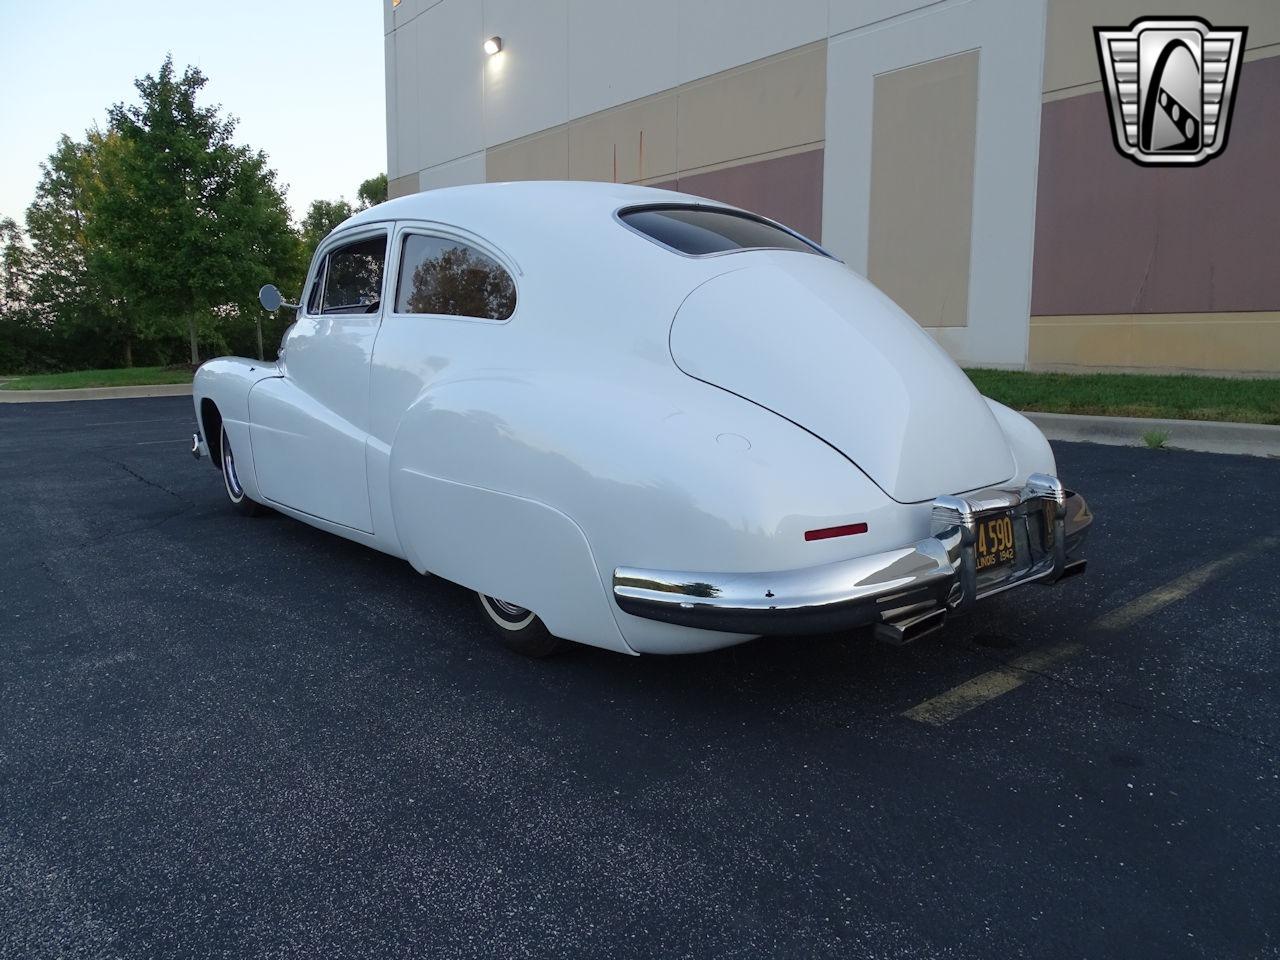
1027,411,1280,458
0,383,193,403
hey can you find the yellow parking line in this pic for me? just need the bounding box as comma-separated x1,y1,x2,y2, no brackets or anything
902,642,1082,726
1091,535,1278,633
901,534,1278,726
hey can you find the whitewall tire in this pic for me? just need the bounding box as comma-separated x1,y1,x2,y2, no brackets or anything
221,425,262,517
476,593,566,658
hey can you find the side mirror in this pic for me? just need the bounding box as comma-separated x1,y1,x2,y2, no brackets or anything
259,283,299,312
259,284,283,311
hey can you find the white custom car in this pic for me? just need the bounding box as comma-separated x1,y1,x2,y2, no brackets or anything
191,181,1092,657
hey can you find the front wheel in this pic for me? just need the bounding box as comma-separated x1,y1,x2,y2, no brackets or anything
475,593,566,658
220,425,262,517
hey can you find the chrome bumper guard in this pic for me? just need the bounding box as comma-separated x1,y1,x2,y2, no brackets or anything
612,473,1092,642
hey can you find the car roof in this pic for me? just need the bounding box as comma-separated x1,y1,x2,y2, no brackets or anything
338,180,734,236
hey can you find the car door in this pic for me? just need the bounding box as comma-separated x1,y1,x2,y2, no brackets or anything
364,223,522,545
249,225,389,533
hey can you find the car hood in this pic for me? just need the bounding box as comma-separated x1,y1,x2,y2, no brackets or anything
668,254,1014,503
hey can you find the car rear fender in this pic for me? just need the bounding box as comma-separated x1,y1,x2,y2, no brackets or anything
390,467,634,654
385,366,913,653
983,398,1057,484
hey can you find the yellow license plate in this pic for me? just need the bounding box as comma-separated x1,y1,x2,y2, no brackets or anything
975,512,1016,571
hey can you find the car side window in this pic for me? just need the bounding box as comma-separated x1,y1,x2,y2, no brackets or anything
394,233,516,321
318,235,387,315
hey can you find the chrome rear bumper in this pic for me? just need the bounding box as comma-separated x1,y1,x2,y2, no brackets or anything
612,473,1092,642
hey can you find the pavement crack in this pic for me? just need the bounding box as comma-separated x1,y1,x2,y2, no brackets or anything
101,457,193,503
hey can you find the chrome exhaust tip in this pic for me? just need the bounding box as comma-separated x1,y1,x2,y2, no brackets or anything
874,608,947,646
191,433,202,460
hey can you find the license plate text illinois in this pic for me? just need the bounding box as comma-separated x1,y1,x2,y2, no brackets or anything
975,514,1016,570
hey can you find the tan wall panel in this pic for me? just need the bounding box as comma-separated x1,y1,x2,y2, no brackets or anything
568,94,678,184
677,42,826,172
490,40,827,187
867,50,979,329
1044,0,1280,95
388,172,420,200
486,126,570,182
1029,313,1280,374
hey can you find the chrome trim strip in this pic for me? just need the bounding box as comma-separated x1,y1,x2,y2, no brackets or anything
613,532,961,636
612,479,1092,638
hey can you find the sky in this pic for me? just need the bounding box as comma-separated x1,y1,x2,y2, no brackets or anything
0,0,387,225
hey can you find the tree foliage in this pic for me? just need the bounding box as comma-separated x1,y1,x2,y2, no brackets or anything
91,57,299,365
17,132,138,369
0,217,42,372
6,55,387,373
296,174,388,275
0,218,32,314
357,173,388,209
299,198,355,261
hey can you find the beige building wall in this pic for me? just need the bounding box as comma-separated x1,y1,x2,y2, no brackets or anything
385,0,1050,369
867,50,979,330
1043,0,1280,99
567,95,678,185
1030,314,1280,375
486,127,571,183
483,42,827,238
480,0,1042,363
384,0,834,193
674,43,825,176
824,0,1049,368
388,173,419,200
388,0,1280,374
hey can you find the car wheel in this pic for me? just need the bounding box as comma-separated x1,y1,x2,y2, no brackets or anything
220,425,262,517
475,593,566,658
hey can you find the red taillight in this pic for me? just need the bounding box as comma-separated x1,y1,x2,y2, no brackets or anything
804,522,868,542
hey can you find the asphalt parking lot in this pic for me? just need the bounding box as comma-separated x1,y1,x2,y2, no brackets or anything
2,396,1277,960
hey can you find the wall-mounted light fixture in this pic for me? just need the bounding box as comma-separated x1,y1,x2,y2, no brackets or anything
483,36,503,56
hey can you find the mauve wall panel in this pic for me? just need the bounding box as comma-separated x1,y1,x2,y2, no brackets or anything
1031,53,1280,316
665,149,825,241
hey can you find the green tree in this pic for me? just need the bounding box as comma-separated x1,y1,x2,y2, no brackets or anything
298,172,387,256
23,132,132,366
0,216,40,371
90,56,298,366
299,198,354,258
356,173,388,209
0,217,31,313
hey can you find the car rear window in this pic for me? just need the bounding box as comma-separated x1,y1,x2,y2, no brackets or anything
394,234,516,321
618,205,825,257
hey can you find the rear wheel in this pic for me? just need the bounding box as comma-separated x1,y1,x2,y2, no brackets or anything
220,425,262,517
475,593,566,658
